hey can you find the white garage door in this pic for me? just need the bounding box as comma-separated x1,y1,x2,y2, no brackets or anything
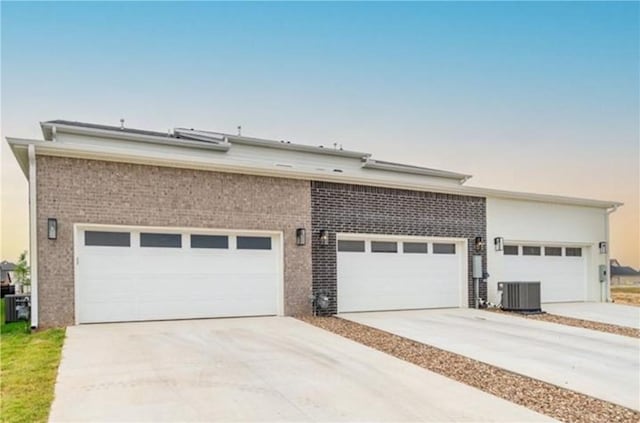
502,245,586,302
76,226,281,323
337,236,467,313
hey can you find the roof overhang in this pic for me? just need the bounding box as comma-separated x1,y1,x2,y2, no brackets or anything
40,122,231,152
5,136,623,209
362,158,471,184
8,138,31,177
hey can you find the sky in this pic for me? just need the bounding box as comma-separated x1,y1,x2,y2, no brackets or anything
1,1,639,267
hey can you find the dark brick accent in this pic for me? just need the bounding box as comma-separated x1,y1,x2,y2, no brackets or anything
311,181,487,314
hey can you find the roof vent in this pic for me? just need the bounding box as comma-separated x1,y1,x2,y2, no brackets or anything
119,118,125,130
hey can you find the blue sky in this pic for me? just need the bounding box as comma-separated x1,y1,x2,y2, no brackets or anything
1,1,639,265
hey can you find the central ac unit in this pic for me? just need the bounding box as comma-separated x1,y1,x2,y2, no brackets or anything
498,281,541,313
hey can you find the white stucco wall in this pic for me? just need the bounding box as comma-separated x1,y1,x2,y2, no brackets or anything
486,197,609,304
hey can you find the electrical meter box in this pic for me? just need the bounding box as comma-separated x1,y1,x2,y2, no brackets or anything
472,255,483,279
599,265,607,283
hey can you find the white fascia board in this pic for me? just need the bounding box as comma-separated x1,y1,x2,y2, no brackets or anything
7,137,623,209
362,158,471,183
224,134,370,159
40,122,230,152
474,187,623,209
6,138,31,178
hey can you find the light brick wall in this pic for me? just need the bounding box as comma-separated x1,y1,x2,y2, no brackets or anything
36,155,312,327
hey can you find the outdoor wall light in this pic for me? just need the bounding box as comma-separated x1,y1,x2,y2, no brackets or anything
599,241,607,254
296,228,306,246
494,237,504,252
47,218,58,240
474,236,484,252
319,230,329,246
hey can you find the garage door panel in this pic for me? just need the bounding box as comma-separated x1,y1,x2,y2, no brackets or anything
502,247,586,303
338,237,465,313
77,227,281,323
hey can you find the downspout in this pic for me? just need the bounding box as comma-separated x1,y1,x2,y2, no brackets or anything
28,144,38,328
604,205,620,302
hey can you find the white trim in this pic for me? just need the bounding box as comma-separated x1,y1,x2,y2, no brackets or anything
6,137,622,209
604,206,619,301
73,226,80,325
337,232,467,244
41,123,230,151
73,223,285,325
28,145,38,328
501,239,593,247
336,233,469,308
361,157,470,182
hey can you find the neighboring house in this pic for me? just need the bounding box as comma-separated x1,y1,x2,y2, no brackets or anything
610,259,640,286
0,261,16,285
7,120,621,327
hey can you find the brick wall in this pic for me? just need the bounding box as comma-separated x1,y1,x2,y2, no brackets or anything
36,156,312,327
311,181,487,314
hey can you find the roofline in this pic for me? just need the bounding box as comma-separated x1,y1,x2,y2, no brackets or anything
470,185,623,209
362,158,471,183
6,137,623,209
173,127,371,159
227,134,370,159
41,121,371,159
40,122,231,152
7,138,30,177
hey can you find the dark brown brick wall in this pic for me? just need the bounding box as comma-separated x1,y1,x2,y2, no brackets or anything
36,156,312,327
311,181,487,314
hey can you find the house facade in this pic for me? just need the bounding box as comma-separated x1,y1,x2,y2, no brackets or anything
610,259,640,286
8,120,621,327
0,261,16,285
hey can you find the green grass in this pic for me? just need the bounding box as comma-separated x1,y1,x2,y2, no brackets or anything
611,286,640,294
1,299,65,423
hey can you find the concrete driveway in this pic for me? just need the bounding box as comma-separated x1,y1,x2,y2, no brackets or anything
542,302,640,329
341,309,640,411
49,317,551,422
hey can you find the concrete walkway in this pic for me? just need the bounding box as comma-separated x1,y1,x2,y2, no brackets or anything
542,302,640,329
49,317,551,422
341,308,640,411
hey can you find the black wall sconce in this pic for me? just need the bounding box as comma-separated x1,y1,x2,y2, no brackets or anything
296,228,306,246
47,218,58,240
319,230,329,246
474,236,484,252
599,241,607,254
494,237,504,252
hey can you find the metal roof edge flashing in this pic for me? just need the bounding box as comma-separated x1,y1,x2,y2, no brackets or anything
41,122,230,152
361,157,471,182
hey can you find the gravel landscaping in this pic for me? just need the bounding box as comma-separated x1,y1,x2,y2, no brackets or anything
489,309,640,338
299,316,640,423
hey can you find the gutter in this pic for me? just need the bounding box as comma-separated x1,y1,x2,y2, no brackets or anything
223,133,370,159
604,205,621,302
40,122,231,152
362,157,472,183
28,145,38,328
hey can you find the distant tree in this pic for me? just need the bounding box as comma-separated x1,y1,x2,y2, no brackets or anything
14,251,30,286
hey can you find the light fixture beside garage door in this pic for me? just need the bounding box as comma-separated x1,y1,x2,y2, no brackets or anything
47,218,58,240
296,228,306,246
319,230,329,246
599,242,607,254
494,237,504,252
474,236,484,252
